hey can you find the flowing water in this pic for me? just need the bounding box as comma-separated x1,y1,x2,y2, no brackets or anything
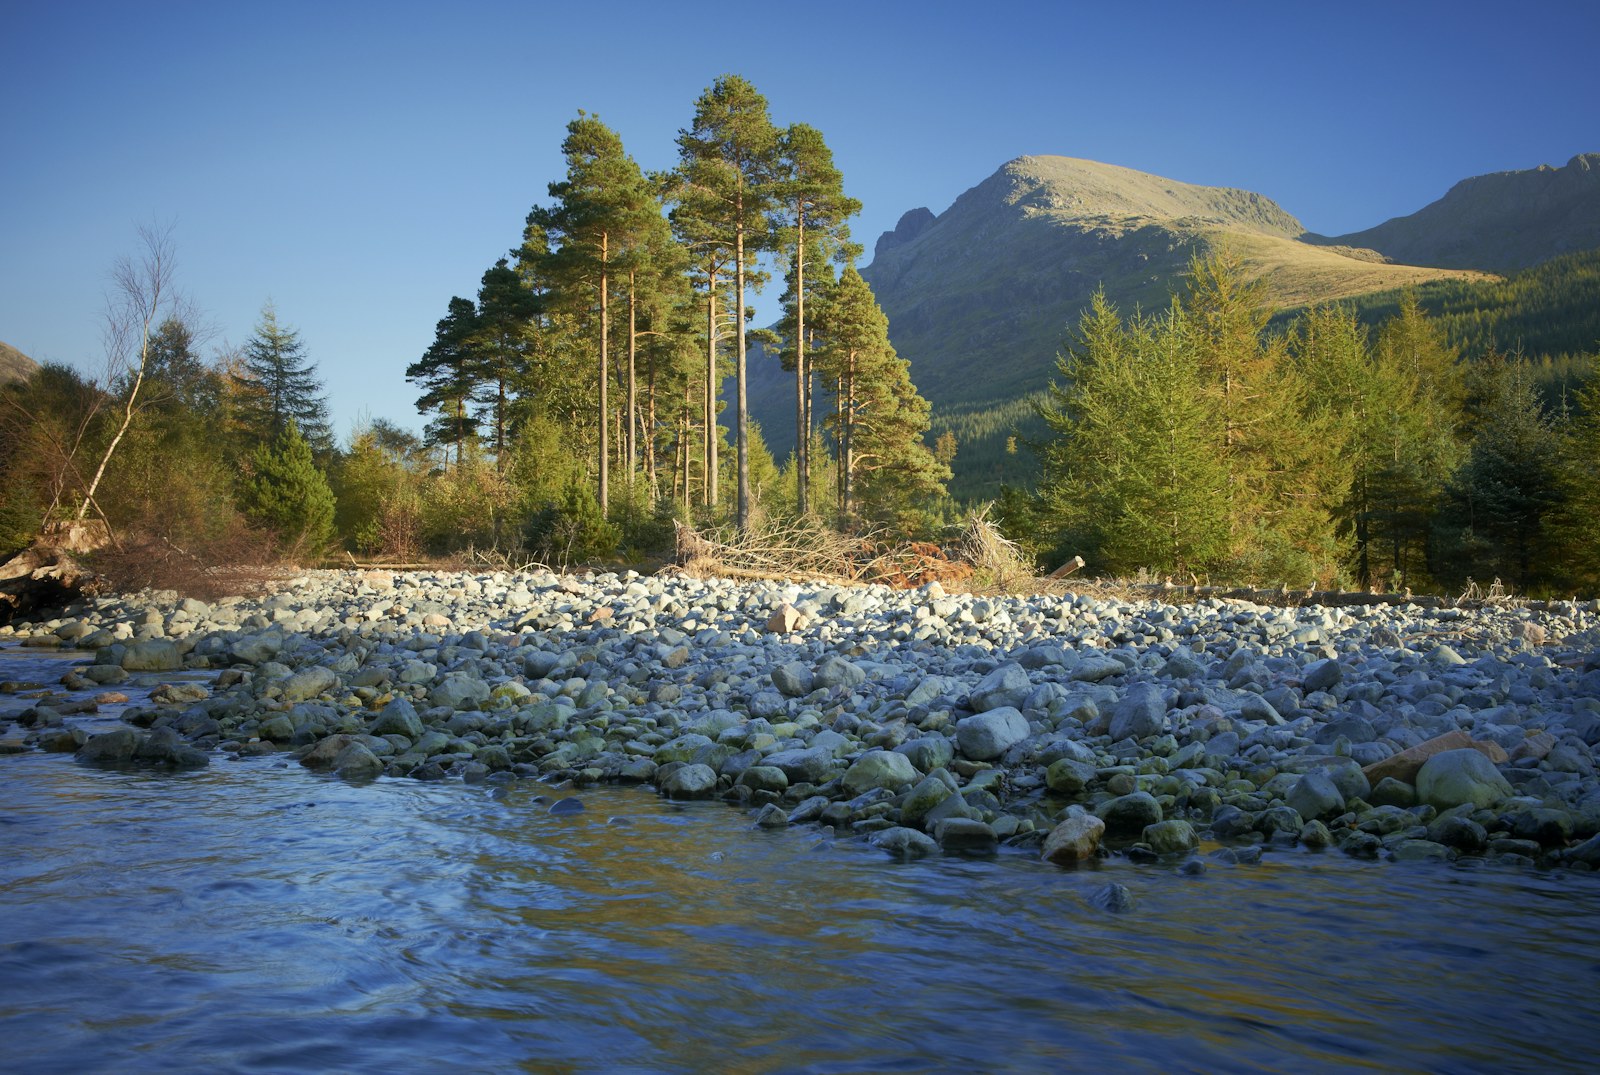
2,646,1598,1074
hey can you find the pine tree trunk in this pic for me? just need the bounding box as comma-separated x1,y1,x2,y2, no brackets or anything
627,271,638,485
599,232,610,514
794,214,807,517
705,274,717,509
735,214,750,530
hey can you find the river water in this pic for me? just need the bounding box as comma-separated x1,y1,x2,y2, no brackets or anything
2,646,1598,1073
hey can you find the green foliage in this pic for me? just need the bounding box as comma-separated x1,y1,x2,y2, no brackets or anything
526,481,620,569
333,421,425,558
418,445,516,555
1436,358,1566,592
233,305,331,452
1038,293,1231,577
238,420,336,556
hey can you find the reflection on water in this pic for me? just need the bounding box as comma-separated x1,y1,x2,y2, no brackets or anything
2,648,1599,1073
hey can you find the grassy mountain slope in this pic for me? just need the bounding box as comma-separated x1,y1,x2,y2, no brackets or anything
1315,154,1600,273
747,155,1490,499
0,341,40,385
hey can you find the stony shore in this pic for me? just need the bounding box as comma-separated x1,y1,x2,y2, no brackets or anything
4,568,1600,873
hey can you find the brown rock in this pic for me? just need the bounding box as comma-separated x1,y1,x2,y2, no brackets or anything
1362,730,1509,786
586,606,614,624
766,604,806,633
1510,730,1558,762
1041,814,1106,867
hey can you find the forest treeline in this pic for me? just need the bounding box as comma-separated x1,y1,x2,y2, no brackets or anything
0,76,952,583
998,249,1600,597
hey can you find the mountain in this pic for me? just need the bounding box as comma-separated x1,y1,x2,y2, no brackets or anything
853,156,1489,412
1315,154,1600,274
746,155,1493,497
0,341,39,385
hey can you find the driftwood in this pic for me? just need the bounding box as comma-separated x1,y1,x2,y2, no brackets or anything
0,545,98,627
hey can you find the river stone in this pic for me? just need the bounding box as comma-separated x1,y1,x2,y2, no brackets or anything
654,733,714,764
1109,684,1168,741
737,765,789,794
229,633,283,665
1091,882,1135,914
281,665,337,703
121,640,181,672
1428,814,1488,852
1303,658,1344,693
842,750,919,796
771,662,813,698
1367,776,1417,808
900,775,955,828
659,763,718,799
934,817,998,853
813,656,865,689
1045,757,1096,795
895,736,953,774
333,741,384,779
75,727,140,764
549,796,585,816
1415,749,1514,810
429,675,490,710
764,746,836,785
1041,813,1105,866
1096,792,1163,836
1142,819,1198,855
870,826,938,858
1239,693,1284,725
368,697,425,739
1072,656,1126,683
968,662,1031,713
955,707,1029,760
753,803,789,828
1287,769,1346,820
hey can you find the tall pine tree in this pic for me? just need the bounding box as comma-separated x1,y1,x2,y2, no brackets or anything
234,303,331,452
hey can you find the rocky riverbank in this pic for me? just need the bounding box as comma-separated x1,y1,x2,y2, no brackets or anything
4,568,1600,873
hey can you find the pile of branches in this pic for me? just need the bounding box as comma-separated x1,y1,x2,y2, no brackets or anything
672,509,1045,592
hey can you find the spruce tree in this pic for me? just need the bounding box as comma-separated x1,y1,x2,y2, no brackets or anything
1439,357,1563,591
234,304,331,451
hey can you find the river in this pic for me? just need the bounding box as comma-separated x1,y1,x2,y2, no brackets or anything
2,645,1598,1073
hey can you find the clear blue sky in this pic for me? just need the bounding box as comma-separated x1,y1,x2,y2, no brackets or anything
3,0,1596,442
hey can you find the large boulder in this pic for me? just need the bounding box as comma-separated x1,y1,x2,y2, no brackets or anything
1286,769,1346,820
842,750,919,796
968,662,1031,713
428,675,490,710
121,639,181,672
1416,749,1514,810
1096,791,1163,837
1041,814,1105,866
955,707,1030,760
281,665,337,703
1108,683,1168,741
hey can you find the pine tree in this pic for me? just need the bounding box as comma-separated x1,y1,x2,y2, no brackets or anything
407,296,481,464
673,75,780,529
234,304,331,451
771,123,860,516
813,266,947,527
1553,377,1600,589
238,419,336,555
533,113,660,513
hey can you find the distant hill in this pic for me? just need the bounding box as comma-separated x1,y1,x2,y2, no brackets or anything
1314,154,1600,274
746,155,1494,498
0,341,39,385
